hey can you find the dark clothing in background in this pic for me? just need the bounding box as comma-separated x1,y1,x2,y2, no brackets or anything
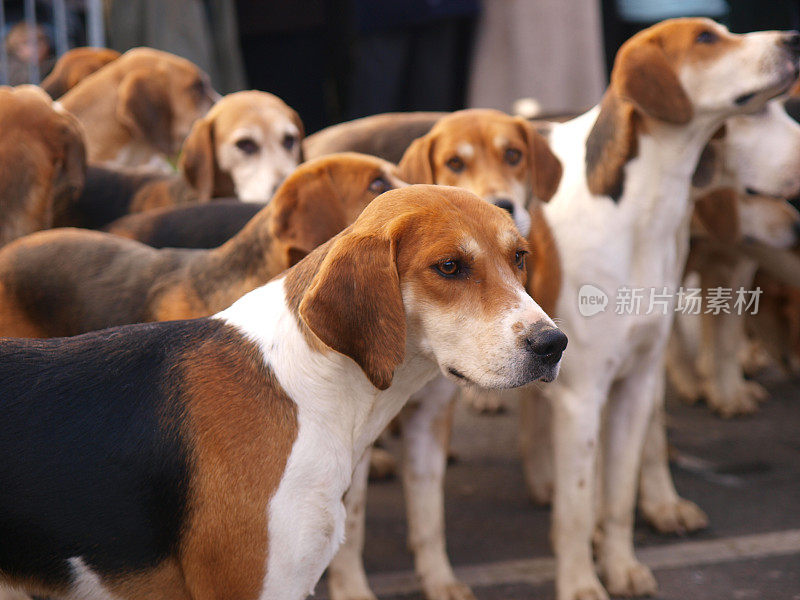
235,0,480,133
345,0,480,121
108,0,246,94
235,0,332,133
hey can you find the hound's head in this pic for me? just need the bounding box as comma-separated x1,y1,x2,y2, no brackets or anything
179,90,305,202
724,94,800,200
269,152,407,264
588,18,800,198
398,109,563,236
286,185,566,390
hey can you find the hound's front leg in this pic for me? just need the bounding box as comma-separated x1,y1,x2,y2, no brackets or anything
402,377,475,600
597,366,660,597
518,387,554,505
552,386,608,600
638,374,708,534
328,448,377,600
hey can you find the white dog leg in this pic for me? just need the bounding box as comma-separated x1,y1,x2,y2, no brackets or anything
327,448,376,600
597,369,659,598
638,379,709,534
402,377,475,600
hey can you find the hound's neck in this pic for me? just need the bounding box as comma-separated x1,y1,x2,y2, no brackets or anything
215,277,439,475
621,117,726,238
184,207,286,314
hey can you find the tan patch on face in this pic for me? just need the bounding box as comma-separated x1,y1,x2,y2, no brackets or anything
177,328,298,599
391,188,528,319
400,110,529,199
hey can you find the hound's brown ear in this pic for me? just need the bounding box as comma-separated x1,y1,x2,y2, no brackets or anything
270,168,351,259
117,68,174,155
615,40,692,124
299,234,406,390
585,92,639,199
526,204,561,316
694,187,740,244
41,48,121,98
398,133,435,183
180,116,215,201
516,117,562,202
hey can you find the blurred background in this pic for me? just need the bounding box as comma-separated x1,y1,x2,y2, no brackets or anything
2,0,800,133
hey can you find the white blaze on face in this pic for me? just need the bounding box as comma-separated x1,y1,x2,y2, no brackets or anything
218,118,302,203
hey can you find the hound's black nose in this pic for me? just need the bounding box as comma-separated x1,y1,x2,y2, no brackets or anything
527,328,568,363
783,31,800,56
493,199,515,215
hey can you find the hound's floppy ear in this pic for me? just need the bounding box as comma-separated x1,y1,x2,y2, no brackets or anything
516,117,563,202
694,187,740,244
299,233,406,390
180,116,215,201
526,204,561,316
270,168,352,265
615,40,692,124
398,133,436,183
585,92,639,199
117,68,174,155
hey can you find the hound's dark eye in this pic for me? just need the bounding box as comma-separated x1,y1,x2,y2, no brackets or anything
446,156,465,173
505,148,522,165
696,30,718,44
369,176,391,194
282,134,296,151
515,250,528,270
434,259,462,278
235,138,259,155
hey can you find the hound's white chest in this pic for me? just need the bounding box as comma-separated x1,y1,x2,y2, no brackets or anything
260,417,350,600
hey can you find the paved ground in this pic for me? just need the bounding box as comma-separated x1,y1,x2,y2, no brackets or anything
317,368,800,599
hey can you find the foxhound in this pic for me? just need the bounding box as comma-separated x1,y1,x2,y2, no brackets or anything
0,185,565,600
516,18,800,600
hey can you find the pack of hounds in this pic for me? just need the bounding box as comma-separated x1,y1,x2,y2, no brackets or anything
2,17,800,600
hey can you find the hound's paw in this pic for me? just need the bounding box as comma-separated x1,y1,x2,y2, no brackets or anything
667,368,703,405
423,580,477,600
558,575,609,600
368,447,397,481
602,559,657,597
524,471,553,506
706,380,767,418
642,498,709,535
